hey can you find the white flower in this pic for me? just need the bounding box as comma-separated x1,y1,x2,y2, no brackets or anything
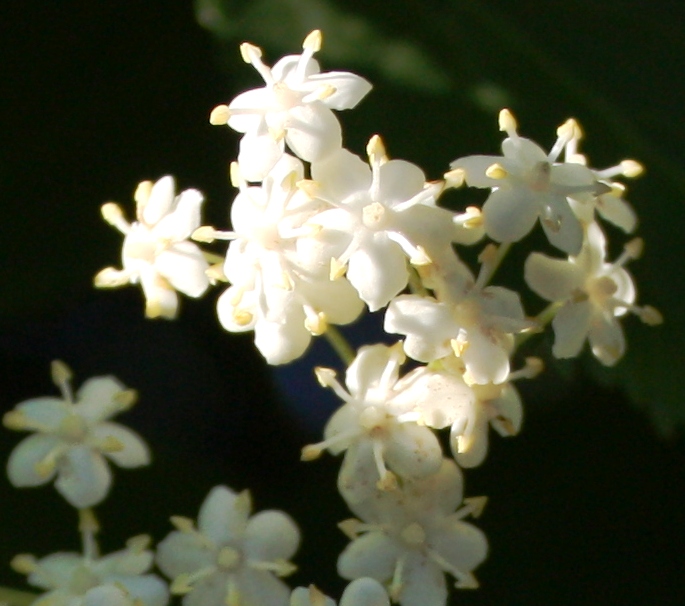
385,265,532,385
4,361,149,508
524,222,661,365
156,485,300,606
301,343,448,504
337,459,488,606
304,138,460,311
95,176,210,319
210,30,372,181
210,155,363,364
290,578,389,606
451,109,606,255
13,536,168,606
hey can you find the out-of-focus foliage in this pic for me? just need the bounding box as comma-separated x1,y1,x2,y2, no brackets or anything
195,0,685,436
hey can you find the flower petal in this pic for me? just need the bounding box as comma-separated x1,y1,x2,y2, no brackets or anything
7,434,61,487
55,445,112,508
285,102,342,163
244,510,300,561
92,422,150,468
337,532,398,582
552,300,592,359
482,186,539,243
524,252,583,302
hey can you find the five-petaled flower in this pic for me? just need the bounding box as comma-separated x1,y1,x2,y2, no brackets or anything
94,175,210,319
4,360,150,508
156,485,300,606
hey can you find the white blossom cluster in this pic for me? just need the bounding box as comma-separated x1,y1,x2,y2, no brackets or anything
4,29,664,606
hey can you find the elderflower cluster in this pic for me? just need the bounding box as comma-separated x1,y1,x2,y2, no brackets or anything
2,28,663,606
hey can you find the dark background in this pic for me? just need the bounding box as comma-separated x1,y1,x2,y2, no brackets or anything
1,1,684,604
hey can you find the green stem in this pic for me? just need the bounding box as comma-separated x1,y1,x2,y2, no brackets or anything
323,325,355,366
0,586,37,606
515,301,561,350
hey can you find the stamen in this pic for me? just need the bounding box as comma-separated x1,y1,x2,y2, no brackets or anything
366,134,387,167
230,161,245,189
508,357,544,380
304,309,327,336
134,181,153,206
51,360,74,403
10,554,38,575
389,555,406,602
485,163,508,180
249,558,296,577
548,119,577,161
444,167,466,188
638,305,663,326
426,548,479,589
209,104,230,126
372,439,397,491
498,108,517,137
302,84,336,104
101,202,131,234
456,206,483,229
315,367,355,403
94,267,133,289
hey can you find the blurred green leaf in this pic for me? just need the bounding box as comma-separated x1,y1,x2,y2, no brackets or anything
195,0,451,92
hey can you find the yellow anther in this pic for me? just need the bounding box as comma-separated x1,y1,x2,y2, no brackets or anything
229,161,243,188
376,470,398,492
170,516,195,533
114,388,138,410
101,202,125,225
444,167,466,188
233,309,254,326
314,366,337,387
51,359,72,387
461,206,484,229
192,226,217,243
366,134,387,165
624,237,644,259
302,29,323,52
239,42,262,64
556,118,576,140
485,163,508,180
523,356,544,378
3,410,27,431
620,159,644,178
304,311,328,336
639,305,663,326
133,180,153,206
330,257,347,280
170,573,194,595
10,554,37,575
300,444,323,461
498,108,517,133
209,104,230,126
126,534,151,553
308,585,328,606
337,518,362,540
100,435,124,452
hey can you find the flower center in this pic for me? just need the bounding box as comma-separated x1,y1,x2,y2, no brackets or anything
400,522,427,548
58,414,88,443
586,275,618,307
361,202,388,230
358,405,387,431
217,546,242,571
526,161,551,192
272,82,303,110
